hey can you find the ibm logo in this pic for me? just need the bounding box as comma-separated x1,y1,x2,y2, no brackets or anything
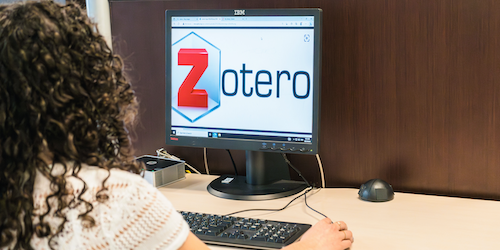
234,10,245,16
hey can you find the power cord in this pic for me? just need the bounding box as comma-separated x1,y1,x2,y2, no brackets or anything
316,154,326,188
226,149,239,176
203,147,210,175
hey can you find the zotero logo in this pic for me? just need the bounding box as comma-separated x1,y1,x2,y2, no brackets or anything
172,32,221,122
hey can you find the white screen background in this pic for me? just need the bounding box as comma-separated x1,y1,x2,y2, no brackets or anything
171,27,315,134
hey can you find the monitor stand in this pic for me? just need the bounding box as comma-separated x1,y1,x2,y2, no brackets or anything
207,150,307,200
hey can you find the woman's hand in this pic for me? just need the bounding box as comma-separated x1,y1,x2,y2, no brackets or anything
284,218,353,250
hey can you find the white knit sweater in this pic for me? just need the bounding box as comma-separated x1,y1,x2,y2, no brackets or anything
23,164,189,250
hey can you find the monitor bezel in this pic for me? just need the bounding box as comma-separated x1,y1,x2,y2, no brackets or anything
165,8,322,155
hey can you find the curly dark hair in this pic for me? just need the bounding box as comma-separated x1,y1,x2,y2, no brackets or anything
0,1,142,249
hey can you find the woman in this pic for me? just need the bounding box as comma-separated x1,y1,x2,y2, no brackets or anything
0,1,353,249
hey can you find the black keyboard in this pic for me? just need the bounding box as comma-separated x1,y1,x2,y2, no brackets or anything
180,211,312,249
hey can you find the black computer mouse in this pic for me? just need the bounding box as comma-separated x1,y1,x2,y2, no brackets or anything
358,178,394,202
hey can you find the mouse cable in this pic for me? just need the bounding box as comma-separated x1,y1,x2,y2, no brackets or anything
226,149,239,176
223,187,313,217
222,154,328,219
282,153,328,218
222,187,327,219
281,153,310,187
304,187,327,218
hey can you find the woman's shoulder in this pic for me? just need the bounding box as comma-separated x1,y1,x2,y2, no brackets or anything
76,164,155,196
34,162,150,198
78,164,145,184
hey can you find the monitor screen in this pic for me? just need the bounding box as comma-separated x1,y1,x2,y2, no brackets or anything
165,9,322,200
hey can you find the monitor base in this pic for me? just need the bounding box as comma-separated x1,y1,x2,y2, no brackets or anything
207,175,307,201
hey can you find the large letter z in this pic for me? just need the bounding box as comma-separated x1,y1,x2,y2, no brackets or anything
178,48,208,108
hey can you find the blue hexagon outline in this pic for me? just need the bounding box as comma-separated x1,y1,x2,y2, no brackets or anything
172,32,221,123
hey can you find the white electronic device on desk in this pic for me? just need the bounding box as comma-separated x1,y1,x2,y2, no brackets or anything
136,155,185,187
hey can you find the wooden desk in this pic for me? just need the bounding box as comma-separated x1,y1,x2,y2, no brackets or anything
158,174,500,250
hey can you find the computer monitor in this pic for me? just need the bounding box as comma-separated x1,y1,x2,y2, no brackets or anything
165,8,322,200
